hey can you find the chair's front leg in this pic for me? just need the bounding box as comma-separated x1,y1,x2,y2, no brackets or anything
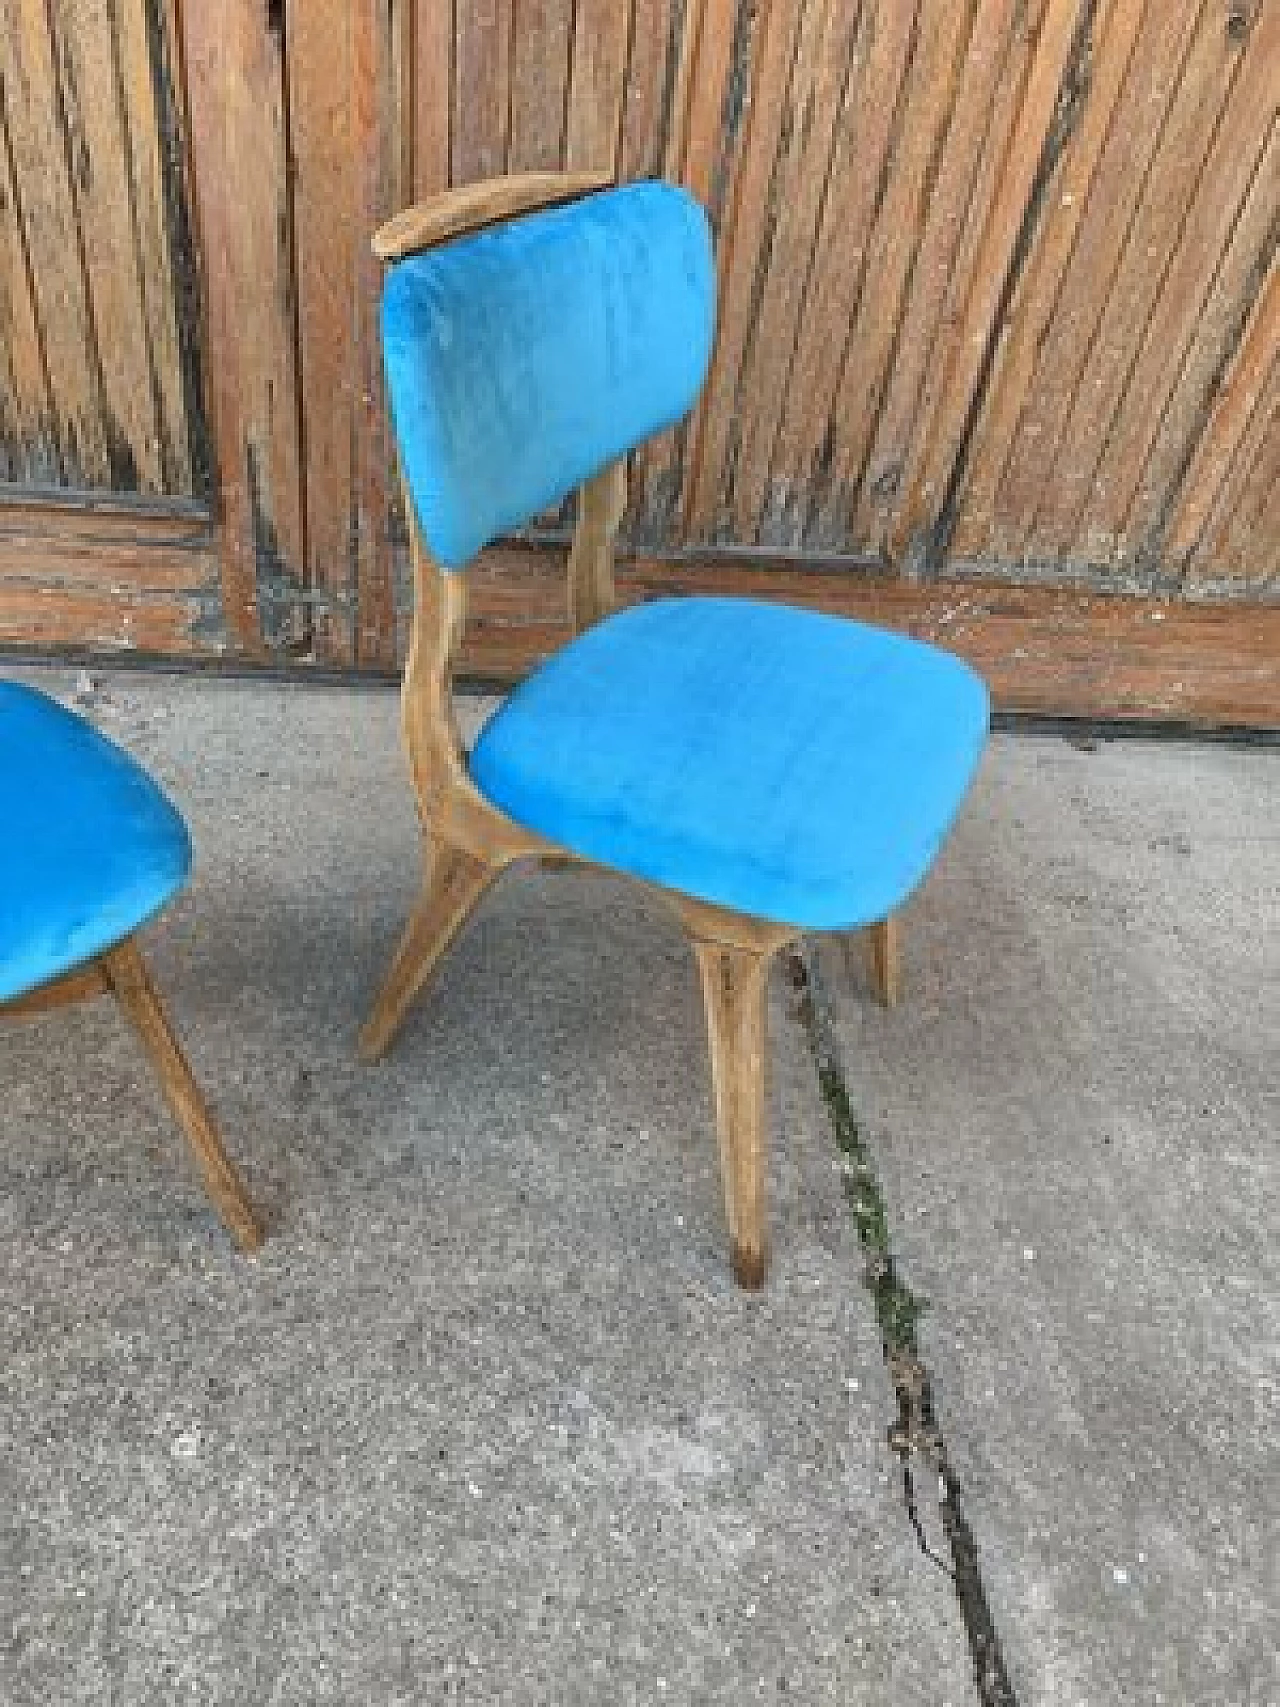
359,836,501,1062
690,937,774,1290
868,914,901,1008
101,940,264,1253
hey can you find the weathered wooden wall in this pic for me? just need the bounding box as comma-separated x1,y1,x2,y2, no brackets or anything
0,0,206,493
1,0,1277,722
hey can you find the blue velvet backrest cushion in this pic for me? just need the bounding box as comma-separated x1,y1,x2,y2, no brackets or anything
381,182,715,569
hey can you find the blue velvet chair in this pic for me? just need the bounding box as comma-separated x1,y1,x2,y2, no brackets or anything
0,682,262,1250
362,174,989,1287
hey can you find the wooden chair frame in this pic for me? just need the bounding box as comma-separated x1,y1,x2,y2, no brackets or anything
1,938,263,1252
362,176,899,1288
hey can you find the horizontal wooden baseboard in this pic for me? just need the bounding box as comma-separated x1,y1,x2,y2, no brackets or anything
461,547,1280,730
0,502,1275,728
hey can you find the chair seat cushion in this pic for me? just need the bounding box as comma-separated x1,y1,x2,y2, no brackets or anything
0,683,191,1001
470,597,989,930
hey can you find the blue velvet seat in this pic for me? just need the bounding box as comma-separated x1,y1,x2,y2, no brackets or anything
0,682,191,1002
0,678,261,1250
471,596,988,930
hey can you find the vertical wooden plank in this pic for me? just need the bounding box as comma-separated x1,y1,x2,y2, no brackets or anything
0,93,58,484
807,0,979,551
683,0,808,538
1187,352,1278,582
1126,123,1278,560
453,0,511,182
352,0,396,665
1167,261,1279,566
1077,10,1279,563
49,0,166,490
851,0,1024,552
951,0,1146,562
114,0,195,494
1032,0,1247,561
179,0,305,653
767,0,918,546
288,1,358,660
992,0,1200,559
632,0,737,540
1214,383,1280,584
564,0,632,173
412,0,453,197
618,0,679,180
894,0,1089,562
509,0,573,171
0,0,108,486
727,0,862,542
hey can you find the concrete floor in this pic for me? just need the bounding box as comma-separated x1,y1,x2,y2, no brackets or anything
0,664,1275,1705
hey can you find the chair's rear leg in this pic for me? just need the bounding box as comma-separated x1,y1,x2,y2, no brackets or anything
868,914,901,1008
101,939,264,1253
691,938,773,1290
359,838,499,1062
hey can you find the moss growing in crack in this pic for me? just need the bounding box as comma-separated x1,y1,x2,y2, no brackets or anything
814,1055,928,1358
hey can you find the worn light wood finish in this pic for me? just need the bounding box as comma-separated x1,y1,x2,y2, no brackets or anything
372,171,612,261
567,459,628,632
690,937,774,1290
1,935,262,1251
1,962,109,1017
868,915,902,1010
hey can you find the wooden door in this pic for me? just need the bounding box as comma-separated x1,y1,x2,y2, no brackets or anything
2,0,1277,722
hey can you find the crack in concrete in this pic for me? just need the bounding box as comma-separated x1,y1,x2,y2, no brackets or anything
785,946,1021,1707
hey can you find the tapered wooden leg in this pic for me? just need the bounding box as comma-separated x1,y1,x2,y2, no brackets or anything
100,940,264,1253
868,915,902,1009
359,838,498,1062
691,938,773,1290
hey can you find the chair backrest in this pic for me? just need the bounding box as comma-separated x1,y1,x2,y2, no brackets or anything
380,181,715,570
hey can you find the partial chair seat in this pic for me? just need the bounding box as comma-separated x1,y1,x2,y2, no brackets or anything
0,683,191,1001
470,596,990,930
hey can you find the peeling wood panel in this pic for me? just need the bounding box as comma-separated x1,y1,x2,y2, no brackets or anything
767,0,918,547
683,0,807,538
1074,6,1279,566
0,87,57,485
114,0,193,491
1029,0,1246,560
807,0,979,552
952,0,1147,560
180,0,304,656
894,0,1089,564
1168,260,1279,568
1,0,109,484
854,0,1027,555
0,492,220,652
726,0,860,545
456,544,1280,727
1126,121,1278,563
992,0,1203,560
48,0,164,490
1,0,203,496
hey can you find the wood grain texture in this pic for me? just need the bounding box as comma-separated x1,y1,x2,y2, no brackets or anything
0,89,57,485
102,938,263,1251
564,0,632,173
373,171,612,258
179,0,303,654
508,0,573,171
411,0,453,197
456,544,1280,728
453,0,513,182
1,0,108,485
689,936,774,1289
1075,5,1280,565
